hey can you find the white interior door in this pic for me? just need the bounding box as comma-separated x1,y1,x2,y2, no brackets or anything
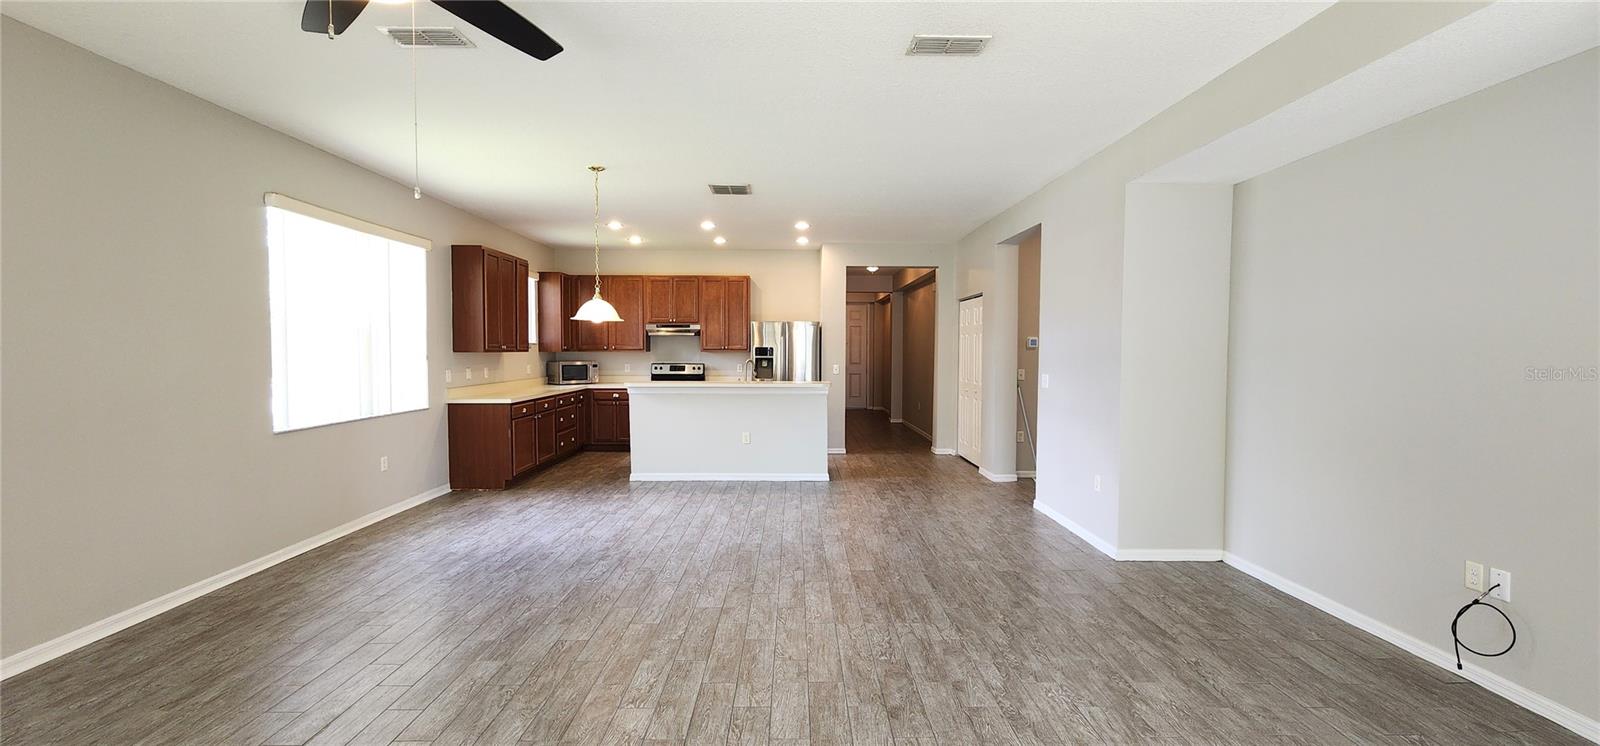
958,296,983,465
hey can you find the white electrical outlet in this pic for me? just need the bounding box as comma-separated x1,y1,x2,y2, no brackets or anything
1016,430,1025,443
624,363,632,373
481,367,489,379
741,432,751,444
833,364,841,375
1017,368,1025,381
1040,374,1050,389
444,370,452,383
1093,475,1102,492
1465,561,1485,592
525,364,532,375
379,456,389,472
1489,568,1511,601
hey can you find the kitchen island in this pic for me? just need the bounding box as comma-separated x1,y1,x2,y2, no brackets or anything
626,381,830,481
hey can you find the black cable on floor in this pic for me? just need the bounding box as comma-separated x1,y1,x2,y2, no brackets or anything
1451,583,1516,670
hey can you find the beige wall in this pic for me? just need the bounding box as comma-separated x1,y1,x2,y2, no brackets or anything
1016,233,1040,473
1227,50,1598,722
0,19,552,660
900,276,937,439
547,247,820,378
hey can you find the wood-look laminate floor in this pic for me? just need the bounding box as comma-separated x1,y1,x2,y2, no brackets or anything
2,411,1580,745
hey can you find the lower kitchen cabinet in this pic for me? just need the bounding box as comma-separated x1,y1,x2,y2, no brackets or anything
448,388,617,489
589,389,629,448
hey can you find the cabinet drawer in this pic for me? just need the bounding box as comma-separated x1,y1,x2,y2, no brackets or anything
593,389,628,402
555,427,581,457
554,405,581,430
512,398,558,418
555,392,586,407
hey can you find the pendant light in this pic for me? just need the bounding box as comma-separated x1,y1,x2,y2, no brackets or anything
571,165,624,323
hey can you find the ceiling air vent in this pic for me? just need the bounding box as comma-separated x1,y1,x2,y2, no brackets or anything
708,184,753,196
906,34,991,56
378,26,475,49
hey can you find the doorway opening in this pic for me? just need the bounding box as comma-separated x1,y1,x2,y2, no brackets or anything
844,266,936,453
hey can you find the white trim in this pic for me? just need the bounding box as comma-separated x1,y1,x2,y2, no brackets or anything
1223,552,1600,743
630,472,829,482
867,406,888,412
827,447,847,455
901,420,933,441
625,383,828,395
263,192,431,248
931,447,956,455
1017,470,1037,479
1,483,452,680
979,468,1017,483
1117,549,1224,562
1031,500,1117,559
888,417,904,423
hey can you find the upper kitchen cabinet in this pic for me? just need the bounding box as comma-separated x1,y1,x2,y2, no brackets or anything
550,274,645,352
699,276,750,351
644,276,701,323
452,245,529,353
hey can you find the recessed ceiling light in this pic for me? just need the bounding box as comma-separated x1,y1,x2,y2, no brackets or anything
713,236,727,245
628,234,643,245
794,221,810,231
700,220,716,231
795,236,810,246
867,266,879,273
606,220,622,231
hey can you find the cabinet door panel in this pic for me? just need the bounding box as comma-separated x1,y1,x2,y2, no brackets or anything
535,412,558,464
483,253,504,349
512,415,537,474
499,256,519,350
590,401,618,444
617,401,630,443
605,276,645,350
700,277,726,350
725,277,749,350
672,277,700,322
514,259,530,351
644,276,673,323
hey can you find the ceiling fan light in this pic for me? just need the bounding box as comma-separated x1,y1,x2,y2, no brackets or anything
571,293,623,323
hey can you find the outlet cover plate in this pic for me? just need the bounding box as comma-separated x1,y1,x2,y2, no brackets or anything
1489,568,1510,601
1465,561,1485,592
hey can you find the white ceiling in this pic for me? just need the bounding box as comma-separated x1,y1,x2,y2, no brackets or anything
1141,1,1600,184
3,1,1330,251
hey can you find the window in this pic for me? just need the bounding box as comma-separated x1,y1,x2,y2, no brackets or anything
265,194,429,433
528,270,539,346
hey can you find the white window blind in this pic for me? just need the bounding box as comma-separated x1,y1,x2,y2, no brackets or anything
265,194,430,433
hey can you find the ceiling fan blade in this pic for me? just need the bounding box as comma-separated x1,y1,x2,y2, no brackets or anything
431,0,563,60
300,0,370,35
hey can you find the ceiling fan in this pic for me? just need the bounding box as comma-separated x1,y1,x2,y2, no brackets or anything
299,0,563,61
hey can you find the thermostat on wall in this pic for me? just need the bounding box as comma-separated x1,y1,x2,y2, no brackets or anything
1025,336,1040,350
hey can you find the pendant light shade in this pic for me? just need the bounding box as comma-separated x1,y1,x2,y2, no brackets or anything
572,164,623,324
573,293,623,323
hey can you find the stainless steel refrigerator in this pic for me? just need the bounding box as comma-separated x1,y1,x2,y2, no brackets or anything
749,321,823,381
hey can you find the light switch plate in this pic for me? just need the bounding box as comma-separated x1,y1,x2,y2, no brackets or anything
444,370,452,383
1040,374,1050,389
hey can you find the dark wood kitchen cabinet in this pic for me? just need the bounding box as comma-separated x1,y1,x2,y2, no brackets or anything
449,389,598,489
557,275,644,352
452,244,528,353
644,276,701,323
699,275,750,351
589,389,630,448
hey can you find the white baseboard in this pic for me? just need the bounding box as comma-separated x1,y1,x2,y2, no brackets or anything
867,406,887,412
1017,470,1037,479
1222,552,1600,743
0,482,453,680
1031,500,1116,559
1117,549,1223,562
978,467,1017,483
888,417,903,423
827,447,846,455
630,472,829,482
931,447,956,455
901,420,933,441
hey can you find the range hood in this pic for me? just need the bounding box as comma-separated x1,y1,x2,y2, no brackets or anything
644,322,701,337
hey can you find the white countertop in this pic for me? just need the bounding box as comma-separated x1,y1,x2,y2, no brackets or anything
446,377,824,404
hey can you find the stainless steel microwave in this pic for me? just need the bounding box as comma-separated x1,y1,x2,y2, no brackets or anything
546,361,600,385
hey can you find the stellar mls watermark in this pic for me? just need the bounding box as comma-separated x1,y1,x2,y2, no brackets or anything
1523,365,1598,382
